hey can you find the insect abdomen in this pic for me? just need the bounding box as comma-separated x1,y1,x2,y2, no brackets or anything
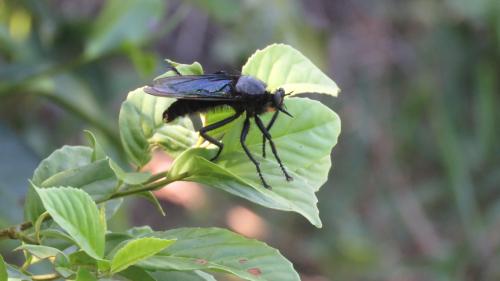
164,100,235,122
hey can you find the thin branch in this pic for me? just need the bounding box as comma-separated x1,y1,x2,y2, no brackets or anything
105,173,188,201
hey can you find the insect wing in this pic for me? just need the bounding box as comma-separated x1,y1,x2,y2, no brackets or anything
145,74,238,100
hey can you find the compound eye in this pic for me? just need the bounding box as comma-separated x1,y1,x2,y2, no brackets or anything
273,89,284,106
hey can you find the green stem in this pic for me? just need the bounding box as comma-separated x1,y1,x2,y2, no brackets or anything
34,212,51,244
146,170,170,184
0,225,37,244
105,173,187,201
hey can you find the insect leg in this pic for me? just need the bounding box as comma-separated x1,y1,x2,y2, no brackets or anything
262,110,279,158
199,111,243,161
255,115,293,182
241,116,271,188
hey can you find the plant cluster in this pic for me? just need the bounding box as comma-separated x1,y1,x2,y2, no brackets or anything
0,44,340,281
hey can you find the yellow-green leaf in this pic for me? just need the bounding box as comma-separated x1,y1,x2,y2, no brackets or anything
110,237,175,273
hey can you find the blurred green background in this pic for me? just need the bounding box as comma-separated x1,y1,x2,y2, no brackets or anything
1,0,500,280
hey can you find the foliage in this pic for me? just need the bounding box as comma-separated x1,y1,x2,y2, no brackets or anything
0,44,340,280
4,0,499,280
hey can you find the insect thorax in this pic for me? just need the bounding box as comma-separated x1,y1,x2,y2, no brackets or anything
235,76,267,96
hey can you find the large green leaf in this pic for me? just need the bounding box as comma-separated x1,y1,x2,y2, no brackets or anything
40,159,117,200
110,237,175,273
25,146,118,221
138,228,300,281
35,187,106,260
31,146,94,187
169,98,340,227
242,43,340,96
25,131,150,221
85,0,165,59
119,62,201,167
25,146,93,222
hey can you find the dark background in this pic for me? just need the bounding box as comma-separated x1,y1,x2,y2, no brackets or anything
1,0,500,280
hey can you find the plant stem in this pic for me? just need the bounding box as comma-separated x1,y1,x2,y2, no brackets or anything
146,170,170,183
0,225,37,244
105,173,188,201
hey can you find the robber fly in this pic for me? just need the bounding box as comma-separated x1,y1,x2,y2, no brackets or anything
144,64,293,188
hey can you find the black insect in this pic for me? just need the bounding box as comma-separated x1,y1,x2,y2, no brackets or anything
144,64,294,188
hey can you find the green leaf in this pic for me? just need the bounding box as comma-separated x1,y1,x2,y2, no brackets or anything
25,145,120,221
40,159,117,201
76,268,97,281
35,187,106,259
97,260,111,272
118,60,201,167
138,228,300,281
39,229,75,244
110,237,175,273
25,146,94,221
84,130,107,161
194,271,218,281
170,98,340,227
0,255,6,281
138,192,166,216
242,43,340,96
119,266,157,281
15,245,69,264
85,0,166,59
155,60,204,79
5,264,30,281
108,160,151,185
69,251,97,267
126,226,154,237
151,270,217,281
25,141,134,222
85,131,148,186
102,198,124,220
119,61,200,167
54,265,74,278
